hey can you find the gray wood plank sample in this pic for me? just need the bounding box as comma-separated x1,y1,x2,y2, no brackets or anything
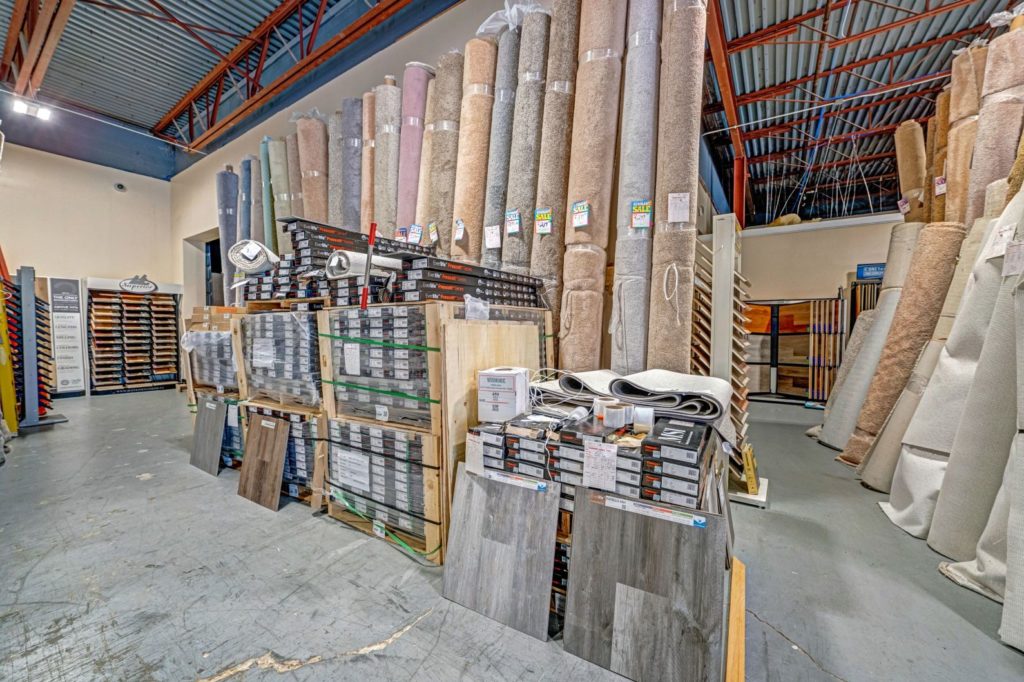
564,490,730,682
442,463,561,640
237,415,290,511
190,398,226,476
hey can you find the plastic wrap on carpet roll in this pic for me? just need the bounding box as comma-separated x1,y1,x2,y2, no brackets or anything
609,0,660,375
216,166,239,305
396,62,435,232
267,138,292,253
530,0,581,338
374,79,402,238
340,97,363,230
249,155,264,245
500,12,550,274
840,221,966,467
237,156,253,242
428,51,465,256
296,116,329,224
259,137,276,251
450,38,498,263
480,26,521,269
560,243,607,371
895,120,928,223
360,91,376,232
286,133,304,219
818,222,921,451
415,79,436,233
645,0,706,373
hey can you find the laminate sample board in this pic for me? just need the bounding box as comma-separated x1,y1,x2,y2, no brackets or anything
564,490,730,682
190,397,227,476
442,464,561,640
237,415,290,511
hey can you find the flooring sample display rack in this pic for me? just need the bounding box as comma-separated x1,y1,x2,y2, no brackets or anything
86,277,182,395
11,267,66,431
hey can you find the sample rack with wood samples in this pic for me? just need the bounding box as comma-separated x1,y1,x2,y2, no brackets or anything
86,278,182,395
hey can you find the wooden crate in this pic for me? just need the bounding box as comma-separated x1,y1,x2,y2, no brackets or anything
244,296,329,314
183,307,245,406
326,496,444,565
232,310,322,411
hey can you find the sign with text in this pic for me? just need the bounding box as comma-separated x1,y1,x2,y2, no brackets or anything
47,278,85,394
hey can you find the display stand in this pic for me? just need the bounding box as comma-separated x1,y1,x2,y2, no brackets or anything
16,267,66,432
711,214,751,447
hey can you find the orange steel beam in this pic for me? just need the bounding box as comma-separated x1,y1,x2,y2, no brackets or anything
26,0,76,96
707,0,747,225
0,0,30,82
726,1,854,54
12,0,58,94
829,0,978,48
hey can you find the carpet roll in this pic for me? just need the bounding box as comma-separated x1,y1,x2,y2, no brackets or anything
397,62,435,231
329,111,344,227
267,138,291,253
374,77,402,238
500,12,550,274
560,243,607,370
818,223,921,450
286,133,304,219
259,137,276,250
530,0,581,338
609,0,660,375
1007,123,1024,201
297,116,328,224
361,91,376,232
825,310,876,422
415,79,436,234
216,166,239,305
932,90,951,222
428,51,465,256
895,120,928,223
450,38,498,263
340,97,363,230
249,155,264,245
1002,276,1024,650
646,0,706,373
238,156,253,242
948,45,987,123
480,25,521,270
923,118,936,221
944,118,979,224
839,221,966,467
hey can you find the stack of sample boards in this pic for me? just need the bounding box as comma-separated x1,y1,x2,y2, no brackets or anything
395,258,542,306
245,403,321,501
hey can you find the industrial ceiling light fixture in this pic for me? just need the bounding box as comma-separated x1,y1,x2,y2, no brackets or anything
11,98,52,121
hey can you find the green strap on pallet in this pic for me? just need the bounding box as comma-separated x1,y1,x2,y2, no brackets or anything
333,489,441,558
318,332,440,353
322,379,439,404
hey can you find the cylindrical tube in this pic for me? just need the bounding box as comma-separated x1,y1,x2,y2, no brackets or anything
374,78,402,238
396,62,435,231
259,136,276,251
360,91,376,233
286,133,304,219
296,117,329,224
427,51,465,255
415,79,437,235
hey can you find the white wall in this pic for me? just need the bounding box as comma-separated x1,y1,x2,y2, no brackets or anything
0,144,173,282
170,0,505,312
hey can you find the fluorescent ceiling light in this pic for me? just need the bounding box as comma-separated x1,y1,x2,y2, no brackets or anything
36,107,51,121
12,99,27,114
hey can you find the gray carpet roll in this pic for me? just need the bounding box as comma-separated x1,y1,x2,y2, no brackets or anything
646,0,706,373
374,78,402,238
286,133,304,219
397,62,435,231
259,137,276,251
824,310,877,422
530,0,581,340
451,38,498,263
560,243,607,370
340,97,363,230
480,26,521,270
296,116,328,224
216,166,239,305
415,79,436,233
428,51,465,256
1002,276,1024,649
267,138,291,253
501,11,551,275
237,156,253,242
249,155,264,245
361,91,375,232
329,111,345,227
609,0,660,375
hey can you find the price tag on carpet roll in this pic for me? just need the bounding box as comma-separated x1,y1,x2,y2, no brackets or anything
582,441,617,492
408,224,423,244
396,227,408,242
428,222,439,243
630,200,652,229
668,192,690,223
505,208,521,234
484,224,502,249
1004,240,1024,276
535,208,552,235
454,218,466,241
343,343,361,375
897,198,910,215
241,242,262,259
984,221,1016,260
572,201,590,228
934,176,947,196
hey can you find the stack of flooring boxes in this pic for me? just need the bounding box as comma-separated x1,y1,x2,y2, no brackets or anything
317,301,552,564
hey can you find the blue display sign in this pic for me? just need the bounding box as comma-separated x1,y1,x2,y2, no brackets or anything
857,263,886,280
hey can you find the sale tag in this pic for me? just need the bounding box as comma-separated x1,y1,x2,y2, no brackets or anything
897,198,910,215
408,224,423,244
454,218,465,241
484,224,502,249
630,199,652,230
505,208,521,234
428,222,439,243
571,200,589,228
535,208,552,235
934,177,947,196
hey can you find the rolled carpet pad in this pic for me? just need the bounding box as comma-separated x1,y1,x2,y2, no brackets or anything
414,79,436,233
809,310,878,438
340,97,363,230
934,212,1000,341
396,62,435,232
296,116,329,224
427,51,465,256
480,25,521,270
237,156,253,242
328,111,345,227
895,120,928,223
559,243,607,371
500,11,551,275
215,165,239,305
360,91,376,232
645,0,707,373
839,221,967,467
932,89,951,222
1002,286,1024,649
373,77,402,238
450,38,498,263
859,339,943,492
818,222,921,451
286,133,304,219
259,137,276,250
267,138,292,253
530,0,582,338
609,0,660,375
249,155,264,244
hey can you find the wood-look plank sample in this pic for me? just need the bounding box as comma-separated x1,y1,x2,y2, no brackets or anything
564,490,730,682
190,397,226,476
442,463,560,641
237,414,290,511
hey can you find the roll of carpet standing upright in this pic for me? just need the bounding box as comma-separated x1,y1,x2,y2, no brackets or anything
427,51,465,256
932,89,951,222
296,115,329,224
267,138,292,253
396,62,435,233
944,45,987,225
374,76,402,238
360,91,376,232
414,79,437,235
286,133,304,219
895,121,928,223
249,154,264,245
259,136,276,251
237,156,253,243
340,97,363,230
216,165,240,305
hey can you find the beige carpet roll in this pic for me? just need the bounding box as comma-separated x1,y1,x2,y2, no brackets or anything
839,221,967,467
945,117,978,224
559,243,607,370
414,79,436,233
374,77,402,238
895,120,928,223
296,115,328,224
948,46,987,123
1007,125,1024,202
924,118,936,220
427,51,465,255
530,0,581,341
450,38,497,263
807,309,879,440
646,0,706,373
932,90,951,222
360,91,375,232
285,133,304,220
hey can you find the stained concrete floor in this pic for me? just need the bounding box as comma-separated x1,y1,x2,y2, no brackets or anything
0,392,1022,681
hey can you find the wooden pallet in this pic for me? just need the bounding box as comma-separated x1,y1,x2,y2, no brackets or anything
326,496,444,566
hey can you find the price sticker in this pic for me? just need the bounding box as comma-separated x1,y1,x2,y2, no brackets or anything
505,208,521,235
571,200,589,228
535,208,552,235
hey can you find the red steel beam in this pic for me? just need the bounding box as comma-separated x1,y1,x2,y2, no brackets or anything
13,0,58,94
146,0,254,87
0,0,30,82
727,0,854,54
26,0,77,96
707,0,747,225
78,0,250,41
748,121,912,165
829,0,977,48
752,171,897,188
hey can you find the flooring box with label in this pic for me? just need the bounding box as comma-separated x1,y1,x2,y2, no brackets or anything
182,306,245,406
234,304,322,410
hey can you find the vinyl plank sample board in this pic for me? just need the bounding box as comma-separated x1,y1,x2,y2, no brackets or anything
442,464,560,640
564,490,730,682
237,415,290,511
190,397,227,476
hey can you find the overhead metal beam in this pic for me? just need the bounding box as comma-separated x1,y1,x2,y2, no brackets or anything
78,0,251,41
0,0,30,82
706,0,747,225
726,1,854,54
27,0,77,96
829,0,978,48
748,121,916,165
12,0,58,94
146,0,255,88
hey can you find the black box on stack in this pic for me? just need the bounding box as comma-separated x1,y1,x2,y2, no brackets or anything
397,257,543,306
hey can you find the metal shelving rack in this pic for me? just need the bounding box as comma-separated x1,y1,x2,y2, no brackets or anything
16,267,67,432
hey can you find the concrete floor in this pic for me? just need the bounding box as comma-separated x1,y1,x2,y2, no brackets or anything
0,393,1021,681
